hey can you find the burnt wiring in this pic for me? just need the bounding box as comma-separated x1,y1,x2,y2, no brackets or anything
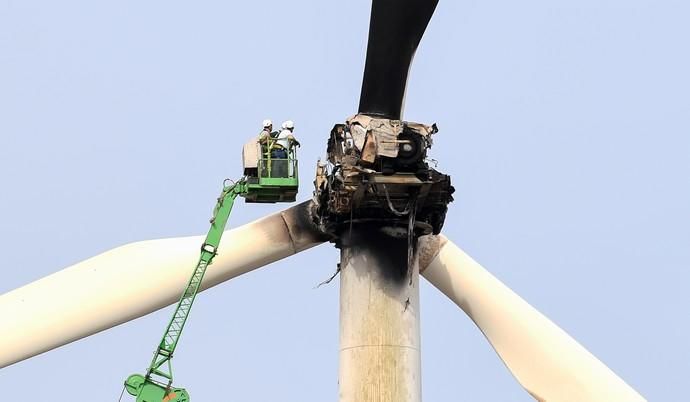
382,184,412,216
406,196,418,285
315,263,341,288
383,183,418,286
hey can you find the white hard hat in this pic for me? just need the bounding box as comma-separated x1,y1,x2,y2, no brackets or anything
262,119,273,128
282,120,295,130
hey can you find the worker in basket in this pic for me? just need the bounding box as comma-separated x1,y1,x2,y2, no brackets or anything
258,119,299,178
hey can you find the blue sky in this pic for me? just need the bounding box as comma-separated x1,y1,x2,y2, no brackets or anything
1,0,688,400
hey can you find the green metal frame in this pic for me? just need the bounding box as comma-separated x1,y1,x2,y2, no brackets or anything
245,139,299,203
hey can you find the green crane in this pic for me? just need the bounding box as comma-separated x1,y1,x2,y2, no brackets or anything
123,137,299,402
123,180,246,402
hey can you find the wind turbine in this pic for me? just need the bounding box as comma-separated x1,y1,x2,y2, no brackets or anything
0,1,650,401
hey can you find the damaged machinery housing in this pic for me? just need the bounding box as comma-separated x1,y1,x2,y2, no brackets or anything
313,114,453,237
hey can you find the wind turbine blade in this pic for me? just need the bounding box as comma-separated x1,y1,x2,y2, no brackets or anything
0,201,325,369
358,0,439,119
420,236,646,402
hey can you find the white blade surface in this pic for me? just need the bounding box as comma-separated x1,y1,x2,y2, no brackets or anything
421,236,645,402
0,201,324,368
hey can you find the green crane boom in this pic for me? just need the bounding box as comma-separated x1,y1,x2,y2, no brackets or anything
124,179,248,402
122,136,299,402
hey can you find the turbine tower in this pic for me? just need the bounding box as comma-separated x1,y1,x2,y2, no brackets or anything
0,1,647,401
316,1,448,400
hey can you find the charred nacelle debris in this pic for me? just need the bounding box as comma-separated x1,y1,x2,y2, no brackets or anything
312,114,454,238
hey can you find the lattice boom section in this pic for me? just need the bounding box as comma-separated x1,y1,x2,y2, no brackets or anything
161,261,208,351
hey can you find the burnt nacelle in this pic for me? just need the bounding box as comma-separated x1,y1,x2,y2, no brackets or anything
326,114,437,176
313,114,453,237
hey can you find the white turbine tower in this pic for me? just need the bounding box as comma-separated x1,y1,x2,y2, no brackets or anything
0,1,649,401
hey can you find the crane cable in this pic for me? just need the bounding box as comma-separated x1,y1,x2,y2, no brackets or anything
117,385,126,402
